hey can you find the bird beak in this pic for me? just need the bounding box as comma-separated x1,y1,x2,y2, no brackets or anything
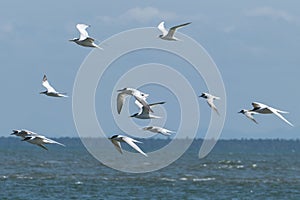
238,111,242,113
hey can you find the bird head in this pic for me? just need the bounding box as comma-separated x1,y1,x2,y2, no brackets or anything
140,93,149,98
69,38,78,42
238,110,246,114
142,127,151,131
117,88,127,92
199,93,206,98
11,130,19,135
109,135,118,140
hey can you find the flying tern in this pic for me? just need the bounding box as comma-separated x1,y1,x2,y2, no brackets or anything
142,126,174,136
109,135,147,157
11,130,65,150
157,21,191,41
199,92,220,115
238,109,258,124
69,24,102,49
250,102,293,126
40,75,68,98
239,102,293,126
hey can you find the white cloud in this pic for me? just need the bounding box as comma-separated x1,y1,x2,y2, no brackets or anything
245,6,294,22
97,7,178,24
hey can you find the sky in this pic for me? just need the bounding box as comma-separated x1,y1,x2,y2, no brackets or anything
1,1,300,139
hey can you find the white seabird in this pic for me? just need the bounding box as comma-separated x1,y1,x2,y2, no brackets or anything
238,109,258,124
157,21,191,41
11,130,65,150
69,24,102,49
249,102,293,126
199,92,220,115
117,87,152,114
142,126,174,136
40,75,68,98
130,101,165,119
109,135,147,157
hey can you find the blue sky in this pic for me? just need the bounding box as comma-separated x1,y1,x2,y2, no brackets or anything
1,1,300,139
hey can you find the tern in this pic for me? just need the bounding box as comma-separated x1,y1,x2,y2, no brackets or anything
11,130,65,150
250,102,293,126
157,21,191,41
109,135,147,157
69,24,102,49
130,101,165,119
40,75,68,98
199,92,220,115
142,126,174,136
238,110,258,124
117,87,152,114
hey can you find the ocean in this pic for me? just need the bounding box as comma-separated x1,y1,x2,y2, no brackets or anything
1,138,300,199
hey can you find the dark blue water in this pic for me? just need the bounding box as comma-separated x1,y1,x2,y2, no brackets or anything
1,138,300,199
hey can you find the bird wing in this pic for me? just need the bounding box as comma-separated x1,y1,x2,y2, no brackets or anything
42,137,66,146
111,140,123,154
167,22,191,38
207,98,220,115
37,144,48,150
42,75,57,93
134,94,153,113
159,128,173,136
148,101,166,107
157,21,168,36
268,107,294,127
57,93,68,98
122,136,147,157
140,101,165,116
134,100,143,109
76,24,89,40
117,93,127,114
85,37,95,42
251,102,265,109
245,112,258,124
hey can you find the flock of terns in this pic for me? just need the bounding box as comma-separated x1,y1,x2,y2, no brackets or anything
10,21,294,157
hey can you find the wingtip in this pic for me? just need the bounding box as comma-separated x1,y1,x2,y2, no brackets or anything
43,74,47,81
